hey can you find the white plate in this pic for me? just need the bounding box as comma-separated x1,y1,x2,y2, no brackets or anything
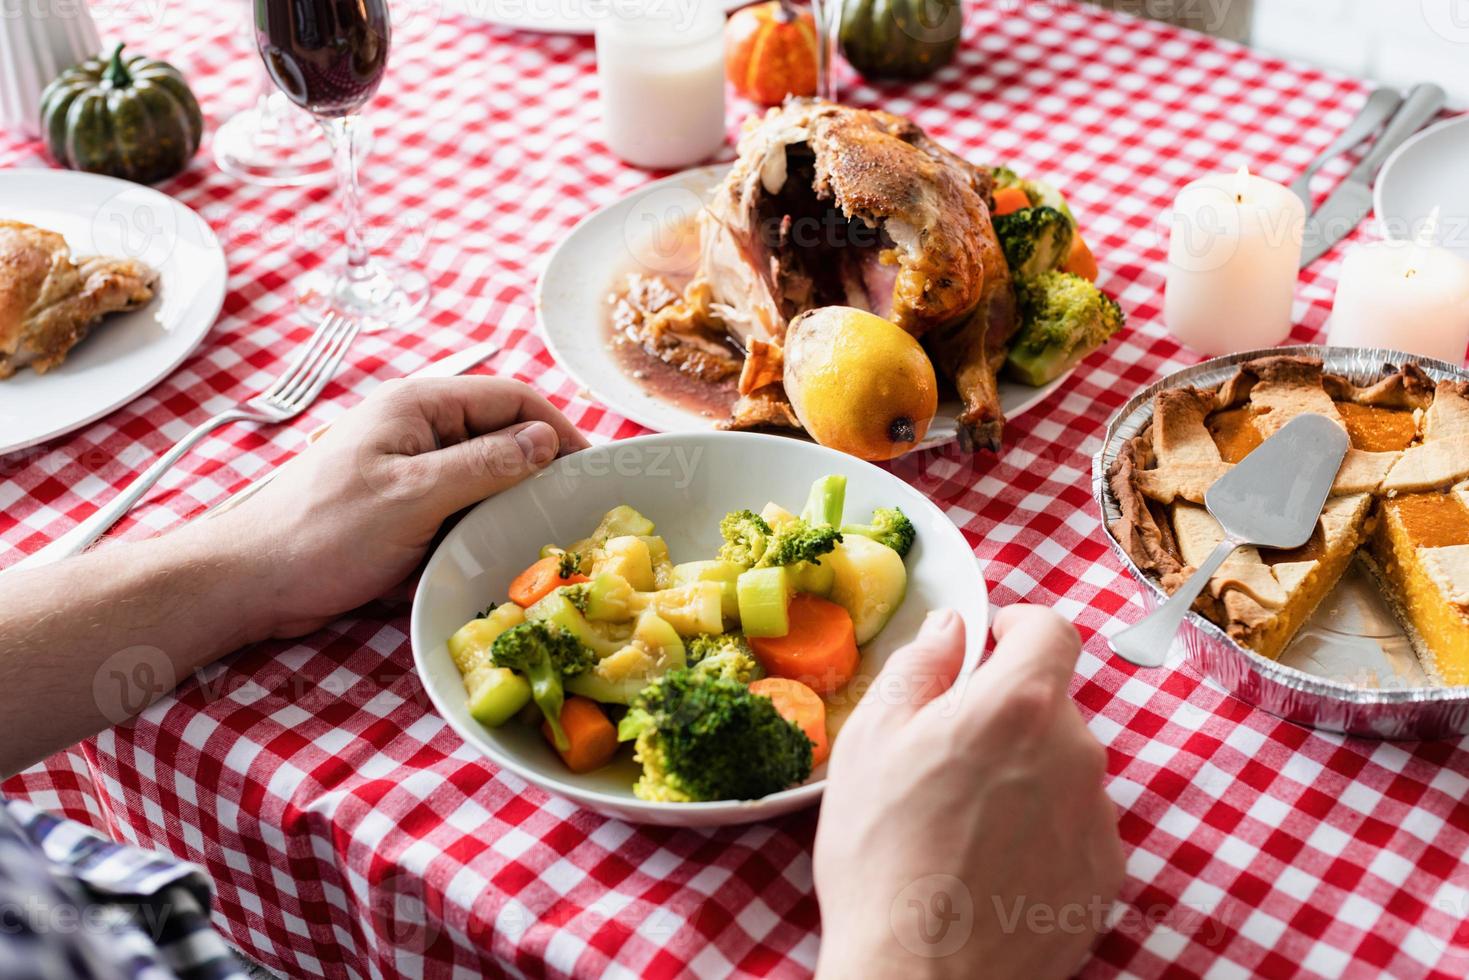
0,170,226,456
410,431,989,827
536,166,1074,451
443,0,748,34
1375,115,1469,260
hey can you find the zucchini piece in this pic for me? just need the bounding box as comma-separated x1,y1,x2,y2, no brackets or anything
672,560,743,620
569,505,657,555
525,592,624,657
827,535,908,644
801,474,847,527
598,505,656,539
627,582,725,636
582,573,634,622
738,566,791,638
566,611,688,704
447,604,525,678
640,535,675,589
465,667,532,727
639,535,670,565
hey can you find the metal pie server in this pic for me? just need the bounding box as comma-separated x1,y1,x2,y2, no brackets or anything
1108,413,1349,669
1300,82,1445,268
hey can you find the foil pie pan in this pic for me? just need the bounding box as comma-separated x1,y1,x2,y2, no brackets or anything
1093,345,1469,739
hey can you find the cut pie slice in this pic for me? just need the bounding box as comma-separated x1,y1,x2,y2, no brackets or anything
1367,489,1469,685
1111,355,1469,682
1170,494,1373,660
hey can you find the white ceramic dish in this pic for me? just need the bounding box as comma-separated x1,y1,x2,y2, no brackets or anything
535,165,1075,450
1375,115,1469,261
0,170,226,456
410,431,990,827
443,0,747,35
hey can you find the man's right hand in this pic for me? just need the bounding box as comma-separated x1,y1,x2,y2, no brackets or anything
813,605,1125,980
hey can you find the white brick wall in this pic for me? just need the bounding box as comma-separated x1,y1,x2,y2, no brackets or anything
1253,0,1469,105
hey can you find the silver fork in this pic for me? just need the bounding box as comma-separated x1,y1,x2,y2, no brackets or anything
8,313,361,573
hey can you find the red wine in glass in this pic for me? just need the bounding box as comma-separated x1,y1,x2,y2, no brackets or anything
255,0,428,326
257,0,390,116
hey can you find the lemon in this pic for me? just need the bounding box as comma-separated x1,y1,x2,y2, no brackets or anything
783,306,938,461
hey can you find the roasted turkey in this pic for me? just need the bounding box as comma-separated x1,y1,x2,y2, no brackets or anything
687,100,1018,449
0,220,158,380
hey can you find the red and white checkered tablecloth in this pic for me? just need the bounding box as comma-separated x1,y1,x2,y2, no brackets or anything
4,0,1468,976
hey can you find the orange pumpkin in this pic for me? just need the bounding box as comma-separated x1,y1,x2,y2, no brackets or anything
725,0,818,106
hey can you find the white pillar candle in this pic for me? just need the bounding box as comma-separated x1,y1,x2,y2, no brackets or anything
1327,225,1469,364
1164,168,1305,356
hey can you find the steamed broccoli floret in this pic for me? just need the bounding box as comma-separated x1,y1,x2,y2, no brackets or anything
1005,271,1124,387
841,507,917,558
618,669,812,802
561,582,591,613
994,205,1075,280
557,551,583,579
718,510,772,567
720,508,841,569
490,621,596,750
687,633,764,684
758,523,842,568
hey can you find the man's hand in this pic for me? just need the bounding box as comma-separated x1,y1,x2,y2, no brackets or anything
813,605,1125,980
0,376,588,776
216,376,590,637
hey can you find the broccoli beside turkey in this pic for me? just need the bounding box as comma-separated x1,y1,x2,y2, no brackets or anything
990,166,1076,220
1004,271,1125,387
994,205,1075,280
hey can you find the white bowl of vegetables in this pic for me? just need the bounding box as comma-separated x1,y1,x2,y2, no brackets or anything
410,431,989,827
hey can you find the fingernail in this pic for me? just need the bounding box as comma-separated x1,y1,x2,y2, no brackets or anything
514,421,559,466
920,609,958,637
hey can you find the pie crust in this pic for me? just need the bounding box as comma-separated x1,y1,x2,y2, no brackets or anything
1109,355,1469,678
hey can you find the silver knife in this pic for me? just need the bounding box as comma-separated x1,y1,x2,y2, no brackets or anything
1300,83,1445,268
206,340,504,517
1289,87,1401,211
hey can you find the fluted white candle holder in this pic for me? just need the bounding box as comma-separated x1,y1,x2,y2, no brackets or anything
0,0,100,138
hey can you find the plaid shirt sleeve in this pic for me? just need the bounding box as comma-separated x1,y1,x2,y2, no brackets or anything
0,797,247,980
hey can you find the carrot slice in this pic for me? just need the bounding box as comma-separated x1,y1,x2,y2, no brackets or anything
1063,233,1099,282
992,186,1031,216
750,678,830,766
749,594,859,695
509,556,588,608
542,696,619,773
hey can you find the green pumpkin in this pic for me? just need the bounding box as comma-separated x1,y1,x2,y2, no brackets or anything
39,43,203,185
839,0,964,79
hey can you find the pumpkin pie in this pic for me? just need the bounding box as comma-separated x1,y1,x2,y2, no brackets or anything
1110,355,1469,680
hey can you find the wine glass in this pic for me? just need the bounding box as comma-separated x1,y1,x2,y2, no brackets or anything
255,0,429,328
217,0,333,186
215,72,338,186
810,0,845,101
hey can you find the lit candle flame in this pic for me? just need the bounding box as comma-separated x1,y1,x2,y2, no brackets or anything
1405,205,1441,280
1233,165,1250,205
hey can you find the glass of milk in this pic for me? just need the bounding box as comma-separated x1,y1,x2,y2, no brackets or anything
596,0,727,169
